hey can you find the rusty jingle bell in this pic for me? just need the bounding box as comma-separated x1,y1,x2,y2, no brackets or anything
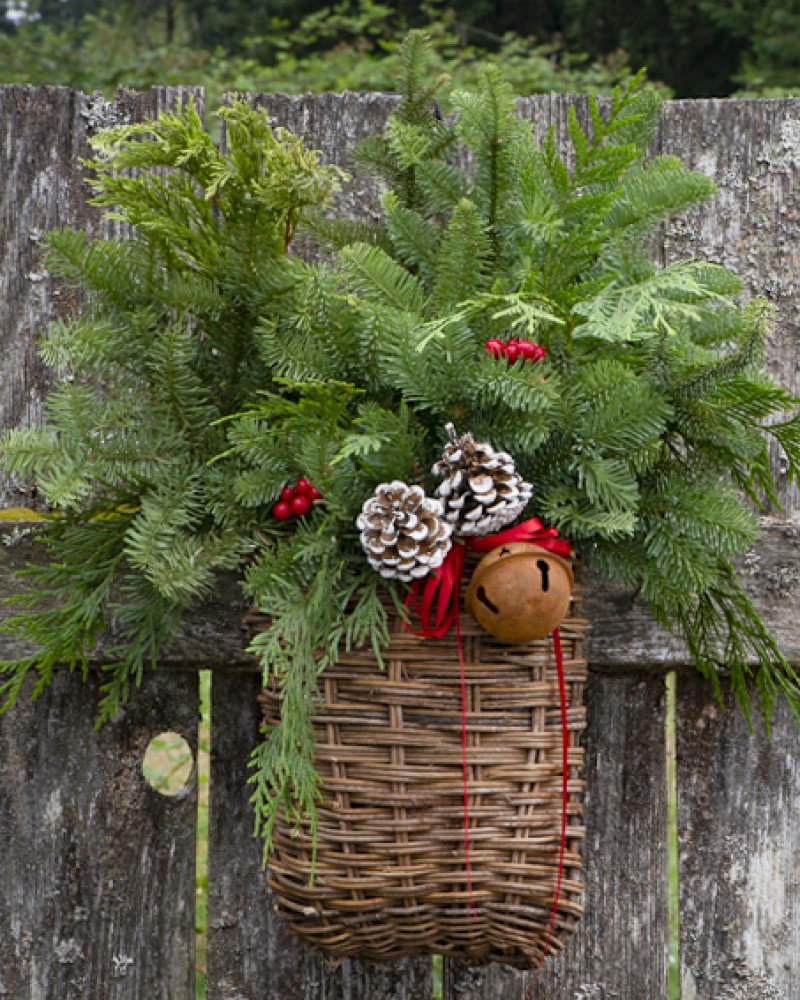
465,542,574,642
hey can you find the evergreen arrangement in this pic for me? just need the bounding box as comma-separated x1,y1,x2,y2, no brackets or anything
2,33,800,859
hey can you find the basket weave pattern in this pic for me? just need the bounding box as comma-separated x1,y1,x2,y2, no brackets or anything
253,585,587,968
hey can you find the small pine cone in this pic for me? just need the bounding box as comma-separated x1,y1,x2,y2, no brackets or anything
433,423,533,537
356,481,453,582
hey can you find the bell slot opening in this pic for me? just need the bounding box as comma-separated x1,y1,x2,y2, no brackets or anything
476,586,500,615
537,559,550,592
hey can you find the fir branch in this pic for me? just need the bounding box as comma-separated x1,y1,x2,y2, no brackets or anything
605,155,717,235
572,454,640,513
416,160,467,215
0,517,129,714
658,561,800,732
381,191,439,284
431,199,492,311
340,242,426,315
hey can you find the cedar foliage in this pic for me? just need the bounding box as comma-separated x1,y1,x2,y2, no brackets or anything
2,34,800,858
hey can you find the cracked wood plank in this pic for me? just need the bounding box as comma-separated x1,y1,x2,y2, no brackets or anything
676,674,800,999
0,85,204,1000
0,669,199,1000
0,84,202,510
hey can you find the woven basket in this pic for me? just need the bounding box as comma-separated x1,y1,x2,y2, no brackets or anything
251,577,587,968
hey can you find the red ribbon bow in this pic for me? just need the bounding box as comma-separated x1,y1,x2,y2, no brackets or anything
405,517,572,638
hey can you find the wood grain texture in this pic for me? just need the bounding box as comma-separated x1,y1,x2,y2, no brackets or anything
0,85,92,510
0,669,198,999
676,673,800,1000
206,669,433,1000
0,85,205,1000
443,674,669,1000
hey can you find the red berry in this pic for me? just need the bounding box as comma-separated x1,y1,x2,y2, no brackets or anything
279,485,295,503
518,340,546,362
505,342,520,363
308,487,324,503
273,500,292,522
294,477,312,496
484,338,505,358
290,494,312,517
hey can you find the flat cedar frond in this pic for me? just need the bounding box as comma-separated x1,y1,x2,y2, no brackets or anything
573,261,741,342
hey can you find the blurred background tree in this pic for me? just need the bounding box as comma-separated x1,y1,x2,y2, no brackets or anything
0,0,796,108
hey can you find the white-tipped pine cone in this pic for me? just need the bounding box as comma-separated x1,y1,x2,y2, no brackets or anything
433,424,533,537
356,481,453,582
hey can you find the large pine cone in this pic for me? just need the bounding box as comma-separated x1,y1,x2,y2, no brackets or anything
433,424,533,537
357,481,453,581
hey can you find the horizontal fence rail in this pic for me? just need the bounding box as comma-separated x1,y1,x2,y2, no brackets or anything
0,84,799,999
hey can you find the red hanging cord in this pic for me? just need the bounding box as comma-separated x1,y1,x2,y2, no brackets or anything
523,626,569,998
455,602,479,920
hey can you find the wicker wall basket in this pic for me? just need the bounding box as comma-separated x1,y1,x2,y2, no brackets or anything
251,581,588,969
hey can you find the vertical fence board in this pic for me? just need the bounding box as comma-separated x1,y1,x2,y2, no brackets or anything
207,90,433,999
656,98,800,516
443,674,669,1000
656,98,800,1000
676,674,800,999
0,84,204,1000
0,670,199,999
0,85,93,509
250,91,398,222
207,669,433,1000
0,84,202,509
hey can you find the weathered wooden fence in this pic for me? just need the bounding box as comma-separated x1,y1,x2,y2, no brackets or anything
1,84,799,1000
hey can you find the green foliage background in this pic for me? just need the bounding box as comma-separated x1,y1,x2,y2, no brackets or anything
0,1,633,112
1,0,798,99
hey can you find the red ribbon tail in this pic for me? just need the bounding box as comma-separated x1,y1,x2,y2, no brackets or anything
404,522,572,941
404,543,466,638
525,627,569,995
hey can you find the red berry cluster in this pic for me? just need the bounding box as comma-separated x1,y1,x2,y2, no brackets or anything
484,338,546,364
272,478,323,522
